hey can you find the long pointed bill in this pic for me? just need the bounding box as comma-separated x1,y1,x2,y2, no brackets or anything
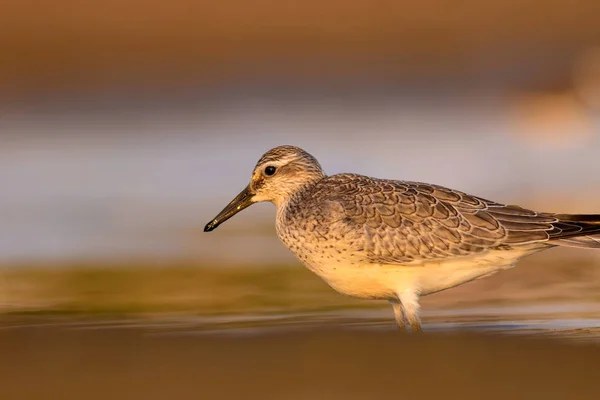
204,185,254,232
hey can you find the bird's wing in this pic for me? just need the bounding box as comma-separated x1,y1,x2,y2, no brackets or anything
321,174,561,264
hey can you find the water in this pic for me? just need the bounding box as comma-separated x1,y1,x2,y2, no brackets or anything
1,304,599,341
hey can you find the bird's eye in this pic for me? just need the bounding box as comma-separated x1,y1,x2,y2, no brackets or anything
264,166,277,176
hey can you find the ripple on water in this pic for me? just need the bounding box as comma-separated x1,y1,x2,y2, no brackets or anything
1,303,599,341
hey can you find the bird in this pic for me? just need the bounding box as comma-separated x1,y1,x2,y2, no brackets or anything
204,145,600,332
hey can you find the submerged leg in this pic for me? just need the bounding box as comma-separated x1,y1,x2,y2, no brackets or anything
390,300,408,332
398,290,422,333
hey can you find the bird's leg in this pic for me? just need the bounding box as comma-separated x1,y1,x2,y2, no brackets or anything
390,300,408,332
398,289,422,333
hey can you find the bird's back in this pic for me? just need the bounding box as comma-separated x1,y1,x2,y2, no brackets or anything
277,173,600,268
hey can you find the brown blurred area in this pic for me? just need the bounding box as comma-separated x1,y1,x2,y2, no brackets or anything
2,0,600,96
2,327,600,400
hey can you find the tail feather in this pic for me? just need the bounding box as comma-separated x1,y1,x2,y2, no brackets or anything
549,214,600,248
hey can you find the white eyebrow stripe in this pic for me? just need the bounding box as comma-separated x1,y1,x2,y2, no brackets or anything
261,154,297,167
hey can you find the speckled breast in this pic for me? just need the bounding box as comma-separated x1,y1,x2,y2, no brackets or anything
275,193,364,275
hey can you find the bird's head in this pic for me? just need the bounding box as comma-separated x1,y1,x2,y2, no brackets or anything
204,145,325,232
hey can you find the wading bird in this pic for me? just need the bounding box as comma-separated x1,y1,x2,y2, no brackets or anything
205,145,600,332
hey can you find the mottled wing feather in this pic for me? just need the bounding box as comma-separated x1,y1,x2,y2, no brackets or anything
321,174,562,264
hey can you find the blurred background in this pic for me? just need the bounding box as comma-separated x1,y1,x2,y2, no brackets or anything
1,0,600,323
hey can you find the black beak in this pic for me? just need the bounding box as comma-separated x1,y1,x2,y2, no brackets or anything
204,185,254,232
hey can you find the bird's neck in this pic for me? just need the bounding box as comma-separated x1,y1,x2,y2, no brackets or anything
274,174,325,210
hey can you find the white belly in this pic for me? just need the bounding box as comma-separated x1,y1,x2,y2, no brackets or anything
304,251,522,300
